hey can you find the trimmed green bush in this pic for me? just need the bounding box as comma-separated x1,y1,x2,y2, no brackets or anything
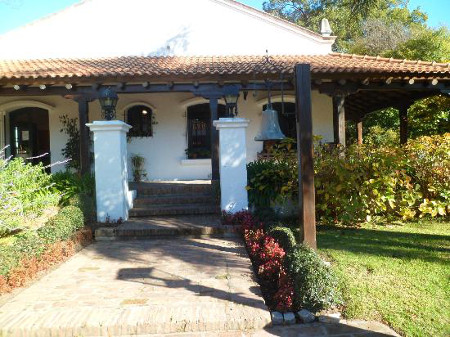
68,193,95,223
268,226,297,252
37,206,84,244
1,205,85,278
286,244,340,312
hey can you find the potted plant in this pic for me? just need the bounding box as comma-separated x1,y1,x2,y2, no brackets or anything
130,154,147,182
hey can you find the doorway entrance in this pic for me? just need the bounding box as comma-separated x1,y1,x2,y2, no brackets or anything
9,107,50,166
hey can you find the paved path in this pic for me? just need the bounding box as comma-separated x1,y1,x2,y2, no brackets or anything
0,238,270,336
0,238,398,337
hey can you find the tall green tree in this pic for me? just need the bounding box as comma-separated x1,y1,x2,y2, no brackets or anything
263,0,450,139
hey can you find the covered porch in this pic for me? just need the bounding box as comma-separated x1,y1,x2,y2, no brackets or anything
0,54,449,247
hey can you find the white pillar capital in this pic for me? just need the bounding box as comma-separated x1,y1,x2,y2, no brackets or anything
214,117,249,213
86,120,131,133
87,120,131,222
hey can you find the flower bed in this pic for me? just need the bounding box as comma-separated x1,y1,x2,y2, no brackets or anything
222,210,340,316
0,228,92,294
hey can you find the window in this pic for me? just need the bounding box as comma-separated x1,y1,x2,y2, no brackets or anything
262,102,297,139
126,105,154,137
186,103,226,159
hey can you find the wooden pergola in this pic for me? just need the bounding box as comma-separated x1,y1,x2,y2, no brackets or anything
1,54,449,248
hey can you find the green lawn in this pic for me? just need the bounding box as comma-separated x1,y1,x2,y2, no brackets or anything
318,220,450,337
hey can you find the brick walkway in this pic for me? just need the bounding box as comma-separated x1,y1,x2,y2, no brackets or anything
0,238,398,337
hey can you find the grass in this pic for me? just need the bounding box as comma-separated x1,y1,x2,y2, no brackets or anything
317,219,450,337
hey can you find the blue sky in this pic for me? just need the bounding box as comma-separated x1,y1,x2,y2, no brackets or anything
0,0,448,35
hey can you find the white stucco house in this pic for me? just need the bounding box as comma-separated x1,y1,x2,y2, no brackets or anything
0,0,339,181
0,0,448,223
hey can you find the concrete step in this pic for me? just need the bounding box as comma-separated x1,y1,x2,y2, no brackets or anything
130,182,213,196
133,193,214,206
95,215,238,240
129,204,220,217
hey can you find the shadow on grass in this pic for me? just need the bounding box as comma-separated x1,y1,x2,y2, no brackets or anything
317,225,450,264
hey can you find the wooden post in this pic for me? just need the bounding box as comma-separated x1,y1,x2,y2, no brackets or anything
399,104,408,145
333,95,346,146
295,64,316,249
77,98,90,175
357,119,363,145
209,96,220,182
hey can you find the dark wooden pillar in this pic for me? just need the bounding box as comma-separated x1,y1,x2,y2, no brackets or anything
77,98,90,175
333,95,346,146
357,119,363,145
295,64,316,249
399,104,408,145
209,96,220,182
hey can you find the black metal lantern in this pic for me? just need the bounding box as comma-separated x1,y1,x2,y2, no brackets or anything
99,87,118,120
223,85,240,117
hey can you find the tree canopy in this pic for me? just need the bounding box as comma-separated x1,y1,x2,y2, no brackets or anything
263,0,450,140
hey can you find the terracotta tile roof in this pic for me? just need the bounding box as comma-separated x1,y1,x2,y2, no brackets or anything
0,53,449,84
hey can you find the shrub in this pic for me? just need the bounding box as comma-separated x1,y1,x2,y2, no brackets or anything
247,133,450,225
0,157,60,237
1,205,85,279
59,114,80,171
51,171,95,206
51,171,96,221
405,133,450,216
38,206,84,244
286,244,340,312
268,226,297,253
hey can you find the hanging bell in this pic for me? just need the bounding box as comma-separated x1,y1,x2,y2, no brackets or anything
254,107,286,141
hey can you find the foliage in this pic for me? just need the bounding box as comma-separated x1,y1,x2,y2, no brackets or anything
130,154,147,182
51,171,96,221
263,0,450,138
267,226,297,252
225,211,294,311
286,244,340,312
318,220,450,337
0,229,92,293
185,147,211,159
37,206,84,244
0,205,85,279
59,114,80,172
247,139,298,209
51,171,95,205
405,134,450,217
224,211,339,313
247,134,450,225
0,157,60,237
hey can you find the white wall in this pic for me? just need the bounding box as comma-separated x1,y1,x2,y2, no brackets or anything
0,0,333,59
0,91,333,180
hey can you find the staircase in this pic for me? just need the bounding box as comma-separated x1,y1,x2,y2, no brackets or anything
129,181,220,217
94,181,232,241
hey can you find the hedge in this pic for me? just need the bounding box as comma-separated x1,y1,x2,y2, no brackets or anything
0,205,85,279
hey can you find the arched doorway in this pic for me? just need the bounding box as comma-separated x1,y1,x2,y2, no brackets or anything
9,107,50,166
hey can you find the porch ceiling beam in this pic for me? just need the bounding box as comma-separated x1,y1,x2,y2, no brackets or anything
316,80,450,96
0,82,295,97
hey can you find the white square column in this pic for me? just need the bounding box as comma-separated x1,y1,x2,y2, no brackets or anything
87,120,131,222
213,118,249,213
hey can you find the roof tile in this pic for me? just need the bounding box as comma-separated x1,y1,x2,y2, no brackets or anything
0,54,449,83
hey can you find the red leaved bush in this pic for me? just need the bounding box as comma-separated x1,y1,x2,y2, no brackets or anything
222,211,294,312
0,229,92,294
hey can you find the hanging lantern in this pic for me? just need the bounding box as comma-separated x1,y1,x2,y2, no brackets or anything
254,106,286,141
223,85,240,117
99,87,119,120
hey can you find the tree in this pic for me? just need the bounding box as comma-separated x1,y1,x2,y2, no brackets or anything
263,0,450,140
